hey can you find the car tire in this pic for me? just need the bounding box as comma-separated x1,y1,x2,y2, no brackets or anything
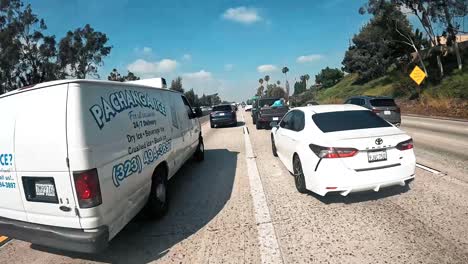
210,122,214,128
147,165,169,219
256,122,261,130
253,117,256,124
293,155,307,194
194,137,205,162
271,135,278,157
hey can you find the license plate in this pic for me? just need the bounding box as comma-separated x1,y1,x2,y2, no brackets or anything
384,110,391,115
368,150,387,163
219,113,225,116
35,183,56,197
273,117,279,121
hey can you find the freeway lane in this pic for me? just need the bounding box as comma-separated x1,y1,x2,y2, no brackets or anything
0,119,262,264
0,111,467,263
400,115,468,183
245,111,468,264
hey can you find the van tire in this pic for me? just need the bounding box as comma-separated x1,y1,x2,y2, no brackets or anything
147,165,169,219
194,137,205,162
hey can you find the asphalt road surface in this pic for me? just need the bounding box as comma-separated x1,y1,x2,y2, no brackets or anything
0,111,467,264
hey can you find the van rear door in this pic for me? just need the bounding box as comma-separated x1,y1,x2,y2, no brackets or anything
14,84,81,228
0,95,27,222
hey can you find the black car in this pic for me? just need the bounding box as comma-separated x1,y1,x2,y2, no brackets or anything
253,97,289,129
344,96,401,126
210,104,237,128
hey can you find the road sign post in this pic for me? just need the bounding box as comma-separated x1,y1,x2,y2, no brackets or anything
409,65,427,98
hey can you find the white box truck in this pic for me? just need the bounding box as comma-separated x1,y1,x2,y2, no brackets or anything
0,79,204,253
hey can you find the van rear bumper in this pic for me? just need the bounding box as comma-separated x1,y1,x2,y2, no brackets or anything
0,216,108,253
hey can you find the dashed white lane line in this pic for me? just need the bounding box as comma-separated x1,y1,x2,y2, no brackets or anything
240,111,283,264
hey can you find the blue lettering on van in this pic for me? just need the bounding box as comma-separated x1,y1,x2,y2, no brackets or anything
142,140,172,166
112,155,142,187
89,90,167,130
0,154,13,166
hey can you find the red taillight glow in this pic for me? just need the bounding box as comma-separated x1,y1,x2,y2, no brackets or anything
326,187,337,190
396,139,413,151
73,169,102,208
372,109,381,113
309,144,358,158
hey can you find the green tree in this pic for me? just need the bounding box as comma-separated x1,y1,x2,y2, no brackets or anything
170,76,184,93
282,66,290,102
315,67,344,88
58,24,112,79
107,68,140,82
258,78,264,96
293,79,306,95
344,2,416,83
184,88,198,106
266,85,286,98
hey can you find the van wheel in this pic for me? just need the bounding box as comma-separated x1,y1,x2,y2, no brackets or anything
194,137,205,162
147,166,169,219
256,122,261,130
210,123,214,128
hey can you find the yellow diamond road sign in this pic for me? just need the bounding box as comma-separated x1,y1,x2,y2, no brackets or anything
410,65,426,85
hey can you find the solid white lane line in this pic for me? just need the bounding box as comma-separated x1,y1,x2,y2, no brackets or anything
240,111,283,264
416,163,444,175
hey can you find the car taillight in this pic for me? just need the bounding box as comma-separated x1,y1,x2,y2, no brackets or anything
395,108,401,113
396,139,413,151
73,169,102,208
210,112,216,117
372,109,381,113
309,144,358,158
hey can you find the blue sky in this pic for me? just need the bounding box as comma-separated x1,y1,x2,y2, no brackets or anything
26,0,373,101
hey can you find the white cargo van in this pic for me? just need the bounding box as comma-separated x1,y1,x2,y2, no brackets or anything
0,79,204,253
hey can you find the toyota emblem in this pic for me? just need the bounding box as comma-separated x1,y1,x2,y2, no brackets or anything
375,138,383,145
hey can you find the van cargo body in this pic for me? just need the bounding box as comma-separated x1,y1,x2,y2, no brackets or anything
0,80,202,253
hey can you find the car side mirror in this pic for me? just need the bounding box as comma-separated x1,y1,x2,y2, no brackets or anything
270,121,278,128
194,107,203,118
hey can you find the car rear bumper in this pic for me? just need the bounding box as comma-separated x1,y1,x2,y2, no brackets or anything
211,118,237,126
257,116,282,125
0,216,108,253
321,174,415,196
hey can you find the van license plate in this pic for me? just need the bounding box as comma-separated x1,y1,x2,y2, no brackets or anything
273,117,279,121
219,113,225,116
368,150,387,163
384,110,391,115
35,183,56,197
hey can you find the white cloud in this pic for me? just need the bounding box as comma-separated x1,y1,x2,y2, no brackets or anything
224,64,234,71
183,70,213,80
296,54,323,63
134,47,153,56
127,59,178,76
257,64,278,73
182,54,192,61
222,6,262,24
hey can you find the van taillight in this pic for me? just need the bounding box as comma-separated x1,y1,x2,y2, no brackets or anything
73,169,102,208
396,139,413,151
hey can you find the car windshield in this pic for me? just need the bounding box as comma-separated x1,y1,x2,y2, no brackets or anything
370,99,397,107
212,105,232,111
312,110,392,133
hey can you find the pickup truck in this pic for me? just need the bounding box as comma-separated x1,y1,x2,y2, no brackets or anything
253,97,289,129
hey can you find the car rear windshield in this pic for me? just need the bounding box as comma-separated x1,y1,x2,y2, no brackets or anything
370,98,396,107
213,105,232,111
312,110,392,133
259,98,279,107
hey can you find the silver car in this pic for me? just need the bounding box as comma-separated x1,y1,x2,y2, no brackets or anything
344,96,401,126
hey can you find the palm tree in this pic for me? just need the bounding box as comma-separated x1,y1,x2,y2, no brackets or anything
304,74,310,89
258,78,264,96
264,75,270,90
282,67,289,102
276,80,280,85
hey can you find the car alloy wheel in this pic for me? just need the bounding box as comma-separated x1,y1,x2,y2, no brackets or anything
293,155,307,193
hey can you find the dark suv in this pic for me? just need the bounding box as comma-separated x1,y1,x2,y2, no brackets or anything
344,96,401,126
210,104,237,128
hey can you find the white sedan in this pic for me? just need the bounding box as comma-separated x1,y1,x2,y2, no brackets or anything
270,105,416,196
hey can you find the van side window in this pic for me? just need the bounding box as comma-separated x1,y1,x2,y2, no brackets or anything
181,95,195,119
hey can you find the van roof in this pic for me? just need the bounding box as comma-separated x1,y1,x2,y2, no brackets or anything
0,79,179,99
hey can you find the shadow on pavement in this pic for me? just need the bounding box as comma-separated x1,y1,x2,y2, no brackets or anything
31,148,239,263
310,184,412,204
